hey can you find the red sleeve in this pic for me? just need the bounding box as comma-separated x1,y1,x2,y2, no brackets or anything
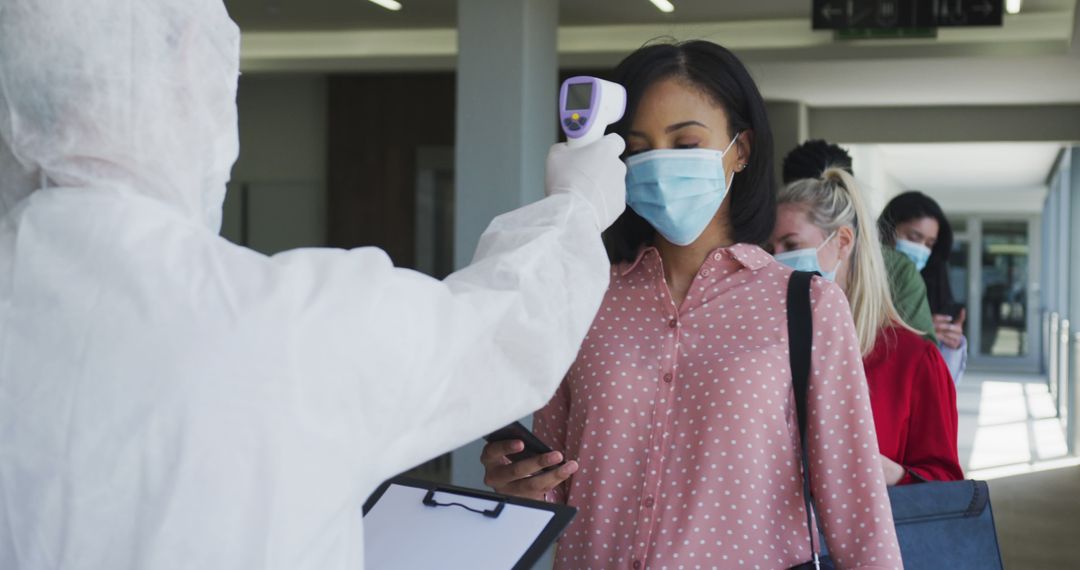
898,341,965,484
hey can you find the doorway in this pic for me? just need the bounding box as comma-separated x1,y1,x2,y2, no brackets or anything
950,215,1042,373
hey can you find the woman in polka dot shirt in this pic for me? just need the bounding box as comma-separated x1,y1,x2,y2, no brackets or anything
482,42,902,569
769,169,964,486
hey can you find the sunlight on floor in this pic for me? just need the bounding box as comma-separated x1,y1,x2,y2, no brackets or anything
961,375,1074,480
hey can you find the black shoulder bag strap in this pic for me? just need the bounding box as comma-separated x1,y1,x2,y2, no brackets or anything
787,270,822,570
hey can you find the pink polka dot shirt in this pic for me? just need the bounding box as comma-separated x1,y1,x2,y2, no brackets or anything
534,244,901,570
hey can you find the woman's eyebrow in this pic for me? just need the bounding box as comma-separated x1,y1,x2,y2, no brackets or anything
666,121,709,133
626,121,710,138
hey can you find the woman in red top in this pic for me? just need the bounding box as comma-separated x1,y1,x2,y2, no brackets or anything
862,320,965,482
769,168,964,484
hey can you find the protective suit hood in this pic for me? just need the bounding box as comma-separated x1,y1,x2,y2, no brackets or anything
0,0,241,231
0,2,623,568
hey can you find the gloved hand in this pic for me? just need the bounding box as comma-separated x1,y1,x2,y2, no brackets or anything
544,133,627,231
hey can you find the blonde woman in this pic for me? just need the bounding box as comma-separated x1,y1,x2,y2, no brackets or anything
770,168,964,485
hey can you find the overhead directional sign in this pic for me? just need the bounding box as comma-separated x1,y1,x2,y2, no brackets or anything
812,0,1003,30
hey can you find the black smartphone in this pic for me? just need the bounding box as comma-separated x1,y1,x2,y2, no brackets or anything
484,421,565,472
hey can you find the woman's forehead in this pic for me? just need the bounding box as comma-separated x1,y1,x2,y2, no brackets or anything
899,216,939,236
775,204,814,233
631,78,729,130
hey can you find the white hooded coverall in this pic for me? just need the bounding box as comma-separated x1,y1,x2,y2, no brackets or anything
0,0,625,568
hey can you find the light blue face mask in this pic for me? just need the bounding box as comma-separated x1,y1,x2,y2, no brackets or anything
774,232,842,281
895,239,932,272
625,134,739,246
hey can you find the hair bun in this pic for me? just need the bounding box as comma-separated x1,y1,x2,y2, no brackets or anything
821,167,846,182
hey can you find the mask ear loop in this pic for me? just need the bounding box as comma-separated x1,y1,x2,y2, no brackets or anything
719,131,741,157
816,231,837,251
816,230,844,276
718,132,742,193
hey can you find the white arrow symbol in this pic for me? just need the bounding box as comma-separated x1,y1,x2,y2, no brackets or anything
821,3,844,21
972,0,994,16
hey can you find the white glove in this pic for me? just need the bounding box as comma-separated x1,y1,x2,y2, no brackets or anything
544,133,627,231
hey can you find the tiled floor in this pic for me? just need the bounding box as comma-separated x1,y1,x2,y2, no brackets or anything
958,372,1080,569
959,373,1071,475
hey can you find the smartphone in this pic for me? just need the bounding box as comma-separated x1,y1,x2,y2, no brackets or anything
484,421,565,472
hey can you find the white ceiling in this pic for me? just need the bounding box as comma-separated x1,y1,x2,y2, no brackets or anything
221,0,829,30
224,0,1074,30
231,0,1080,107
874,142,1062,191
749,53,1080,106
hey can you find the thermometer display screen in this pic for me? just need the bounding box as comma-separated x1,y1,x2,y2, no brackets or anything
565,82,593,111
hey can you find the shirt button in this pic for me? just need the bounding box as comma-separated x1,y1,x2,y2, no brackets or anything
713,252,723,261
663,373,673,383
668,318,677,328
699,269,710,278
632,560,642,570
644,496,655,508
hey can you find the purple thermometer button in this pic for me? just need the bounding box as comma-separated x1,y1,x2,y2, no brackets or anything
559,76,601,140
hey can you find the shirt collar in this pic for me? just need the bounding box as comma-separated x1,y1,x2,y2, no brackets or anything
620,247,656,277
726,243,774,270
619,243,773,277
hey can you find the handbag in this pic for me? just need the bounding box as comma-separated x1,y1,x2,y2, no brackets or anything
786,271,1005,570
887,477,1004,569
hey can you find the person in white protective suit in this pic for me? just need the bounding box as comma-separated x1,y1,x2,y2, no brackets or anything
0,0,627,568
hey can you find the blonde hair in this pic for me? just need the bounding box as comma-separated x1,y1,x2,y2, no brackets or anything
778,168,917,356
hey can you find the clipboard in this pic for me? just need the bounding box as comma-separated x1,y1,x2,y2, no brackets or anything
362,476,576,570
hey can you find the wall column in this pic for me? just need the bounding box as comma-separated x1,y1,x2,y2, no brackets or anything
451,0,559,489
765,99,809,184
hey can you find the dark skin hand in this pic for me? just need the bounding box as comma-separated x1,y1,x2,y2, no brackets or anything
480,439,579,501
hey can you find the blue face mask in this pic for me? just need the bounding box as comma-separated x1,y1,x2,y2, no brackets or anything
625,134,739,246
774,232,842,281
895,239,932,272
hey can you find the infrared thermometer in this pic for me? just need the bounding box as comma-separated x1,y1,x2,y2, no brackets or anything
559,76,626,148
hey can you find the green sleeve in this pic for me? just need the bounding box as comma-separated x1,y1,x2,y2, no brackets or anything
882,246,937,342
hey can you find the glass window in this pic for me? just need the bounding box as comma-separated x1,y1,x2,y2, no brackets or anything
948,217,968,234
948,238,969,308
979,221,1029,357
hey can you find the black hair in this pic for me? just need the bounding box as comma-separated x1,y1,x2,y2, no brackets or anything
877,191,955,314
602,40,776,264
782,139,853,184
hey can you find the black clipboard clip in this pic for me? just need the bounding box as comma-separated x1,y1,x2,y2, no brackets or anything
364,476,578,570
423,487,506,519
